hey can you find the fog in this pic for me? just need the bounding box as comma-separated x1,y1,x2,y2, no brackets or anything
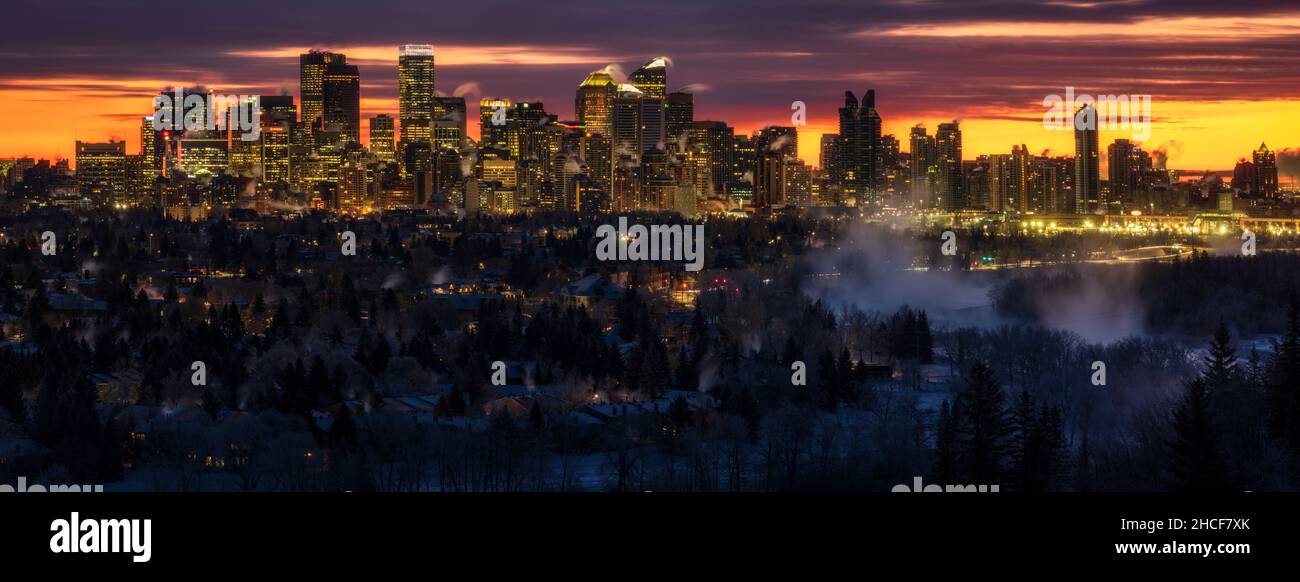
799,223,1149,344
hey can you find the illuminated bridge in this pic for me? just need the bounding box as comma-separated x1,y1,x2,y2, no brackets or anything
1110,245,1205,262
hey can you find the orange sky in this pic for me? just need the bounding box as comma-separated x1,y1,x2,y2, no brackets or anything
5,78,1296,176
3,50,1298,176
6,2,1300,176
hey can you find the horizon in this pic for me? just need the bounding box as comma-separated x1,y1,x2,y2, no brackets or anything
3,0,1300,172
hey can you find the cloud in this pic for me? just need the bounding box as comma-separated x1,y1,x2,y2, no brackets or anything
452,82,481,97
873,13,1300,40
1277,147,1300,181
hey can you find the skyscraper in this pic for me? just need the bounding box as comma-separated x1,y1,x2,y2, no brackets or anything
299,51,345,132
690,121,733,199
1106,139,1151,207
784,158,812,208
820,133,839,182
575,70,617,137
432,96,467,152
612,85,663,161
479,98,512,152
665,91,694,146
628,57,668,100
76,140,127,207
835,90,882,203
755,150,785,209
732,133,756,191
1253,142,1279,197
1011,144,1032,212
140,116,160,175
398,44,436,146
934,121,962,211
908,127,937,210
321,58,361,143
1073,105,1100,213
370,114,396,162
755,126,798,160
259,95,296,187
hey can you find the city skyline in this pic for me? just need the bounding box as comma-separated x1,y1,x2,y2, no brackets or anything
3,0,1300,172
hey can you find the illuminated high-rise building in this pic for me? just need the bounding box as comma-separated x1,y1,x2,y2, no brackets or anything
1106,139,1151,207
177,135,230,177
784,158,812,208
370,114,396,162
124,155,155,207
402,141,433,179
987,154,1010,212
140,116,160,174
259,95,296,187
1011,144,1033,212
480,158,517,189
571,175,608,213
755,126,798,160
398,44,436,146
880,134,903,201
628,57,669,100
377,178,416,211
611,85,663,161
339,160,369,214
908,126,937,209
299,51,345,133
732,133,756,186
665,91,694,145
432,96,467,151
642,172,674,211
934,121,962,211
582,132,612,195
575,70,617,137
1253,142,1279,197
1073,105,1100,213
755,150,785,208
75,140,127,207
612,158,641,212
1033,155,1069,214
321,58,361,143
819,134,838,183
479,98,512,152
690,121,733,199
505,102,552,206
836,90,883,203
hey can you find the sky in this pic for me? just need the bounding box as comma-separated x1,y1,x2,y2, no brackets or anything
2,0,1299,177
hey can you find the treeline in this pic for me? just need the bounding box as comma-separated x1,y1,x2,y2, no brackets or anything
992,253,1300,336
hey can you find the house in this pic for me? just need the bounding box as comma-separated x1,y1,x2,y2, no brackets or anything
556,275,623,310
90,371,143,404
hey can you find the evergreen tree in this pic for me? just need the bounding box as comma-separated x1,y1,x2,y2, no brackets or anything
328,404,359,449
1038,403,1068,491
916,310,934,364
1011,390,1041,492
781,335,801,367
1267,295,1300,459
1203,321,1240,393
953,362,1014,484
932,399,958,483
1074,432,1093,492
529,399,545,433
1167,378,1230,491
